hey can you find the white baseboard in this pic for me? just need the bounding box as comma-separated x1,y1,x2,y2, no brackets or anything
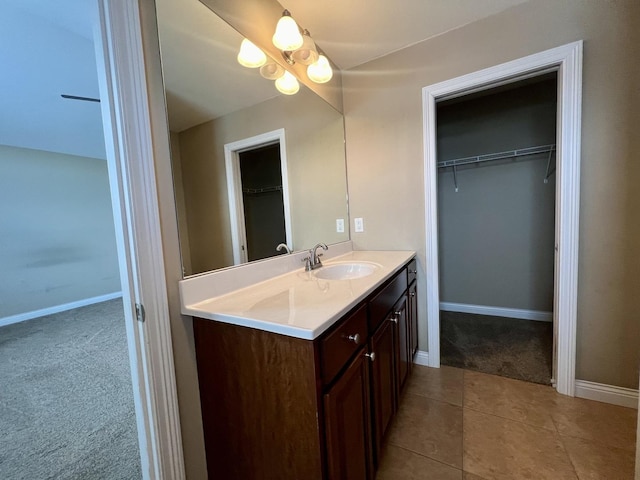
575,380,638,409
0,292,123,328
440,302,553,322
413,350,430,367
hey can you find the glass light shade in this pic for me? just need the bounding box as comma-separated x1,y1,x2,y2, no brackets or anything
275,71,300,95
272,13,303,51
291,31,319,65
307,54,333,83
260,62,285,80
237,38,267,68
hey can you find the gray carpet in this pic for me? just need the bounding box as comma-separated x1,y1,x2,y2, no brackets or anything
440,310,553,385
0,299,142,479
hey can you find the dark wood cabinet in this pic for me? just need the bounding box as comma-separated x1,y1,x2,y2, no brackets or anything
408,281,418,357
193,257,417,480
324,350,373,480
394,295,410,391
369,316,396,464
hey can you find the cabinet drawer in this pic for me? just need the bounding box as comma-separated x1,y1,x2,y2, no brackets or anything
320,305,368,385
369,269,407,332
407,258,417,285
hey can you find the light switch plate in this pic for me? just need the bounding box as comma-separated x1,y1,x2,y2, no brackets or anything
354,217,364,233
336,218,345,233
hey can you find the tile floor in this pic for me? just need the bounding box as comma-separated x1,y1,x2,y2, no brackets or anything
377,366,637,479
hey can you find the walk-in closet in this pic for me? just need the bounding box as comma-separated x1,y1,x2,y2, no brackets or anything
436,74,557,384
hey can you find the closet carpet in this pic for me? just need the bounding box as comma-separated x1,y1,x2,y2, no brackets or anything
0,299,141,480
440,310,553,385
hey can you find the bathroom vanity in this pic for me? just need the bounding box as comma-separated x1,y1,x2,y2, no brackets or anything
182,250,417,479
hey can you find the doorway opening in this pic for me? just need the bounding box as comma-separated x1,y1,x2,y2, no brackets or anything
422,41,583,396
436,75,557,385
225,129,293,264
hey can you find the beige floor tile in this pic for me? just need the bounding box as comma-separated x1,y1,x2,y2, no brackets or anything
463,472,488,480
376,445,462,480
561,435,635,480
551,396,637,452
387,393,463,468
405,365,464,406
463,408,578,480
463,370,558,431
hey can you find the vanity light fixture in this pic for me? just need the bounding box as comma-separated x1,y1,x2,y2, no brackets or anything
307,54,333,83
236,9,333,95
272,10,303,52
237,38,267,68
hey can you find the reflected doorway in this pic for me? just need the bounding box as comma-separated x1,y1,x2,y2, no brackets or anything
239,143,287,262
225,128,293,265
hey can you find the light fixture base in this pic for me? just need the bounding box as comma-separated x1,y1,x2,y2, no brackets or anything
281,50,296,65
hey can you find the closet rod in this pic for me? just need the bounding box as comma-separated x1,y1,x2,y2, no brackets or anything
437,144,556,169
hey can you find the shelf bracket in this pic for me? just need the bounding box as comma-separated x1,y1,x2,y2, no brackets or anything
452,165,459,192
544,146,556,184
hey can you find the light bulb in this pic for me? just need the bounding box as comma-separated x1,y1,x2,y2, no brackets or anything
237,38,266,68
307,54,333,83
272,11,303,51
275,71,300,95
260,62,285,80
291,30,319,66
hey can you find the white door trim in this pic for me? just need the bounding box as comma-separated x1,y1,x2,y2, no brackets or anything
224,129,293,264
96,1,185,478
422,41,582,396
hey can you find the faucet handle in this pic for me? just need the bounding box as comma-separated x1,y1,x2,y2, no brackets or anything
302,256,312,271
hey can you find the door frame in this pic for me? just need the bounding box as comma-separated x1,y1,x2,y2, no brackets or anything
422,41,583,396
95,0,185,478
224,129,293,264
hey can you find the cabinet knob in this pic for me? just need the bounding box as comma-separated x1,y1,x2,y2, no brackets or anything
394,311,402,316
347,333,361,345
365,352,376,362
389,317,398,324
412,269,418,274
410,292,416,297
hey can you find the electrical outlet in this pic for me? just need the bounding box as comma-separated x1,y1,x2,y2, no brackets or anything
336,218,345,233
354,217,364,233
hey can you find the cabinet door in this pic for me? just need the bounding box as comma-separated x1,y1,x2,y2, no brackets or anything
409,282,418,357
369,318,396,466
394,295,410,391
324,350,373,480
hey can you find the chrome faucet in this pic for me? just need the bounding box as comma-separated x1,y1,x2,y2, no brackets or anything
276,243,291,254
303,243,328,271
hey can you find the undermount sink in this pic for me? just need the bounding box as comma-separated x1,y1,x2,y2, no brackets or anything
314,262,380,280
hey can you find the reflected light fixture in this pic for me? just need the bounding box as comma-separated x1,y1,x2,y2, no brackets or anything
291,30,319,66
237,38,266,68
259,62,285,80
272,10,303,52
307,54,333,83
275,70,300,95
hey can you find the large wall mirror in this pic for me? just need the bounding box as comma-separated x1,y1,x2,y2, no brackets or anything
155,0,350,277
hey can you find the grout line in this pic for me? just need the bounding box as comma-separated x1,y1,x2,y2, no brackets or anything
556,433,581,479
462,405,558,433
387,443,463,472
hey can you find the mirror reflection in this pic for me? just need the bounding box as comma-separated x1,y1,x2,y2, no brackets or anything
155,0,350,277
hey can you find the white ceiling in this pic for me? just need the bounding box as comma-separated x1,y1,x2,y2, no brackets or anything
0,0,529,158
286,0,528,70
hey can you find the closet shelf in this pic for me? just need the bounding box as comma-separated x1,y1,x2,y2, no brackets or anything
242,185,282,195
438,144,556,192
437,144,556,169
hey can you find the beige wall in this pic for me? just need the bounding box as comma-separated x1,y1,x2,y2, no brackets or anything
177,87,348,274
0,145,120,318
343,0,640,388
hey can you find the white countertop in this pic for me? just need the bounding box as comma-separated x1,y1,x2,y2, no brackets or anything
181,250,415,340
